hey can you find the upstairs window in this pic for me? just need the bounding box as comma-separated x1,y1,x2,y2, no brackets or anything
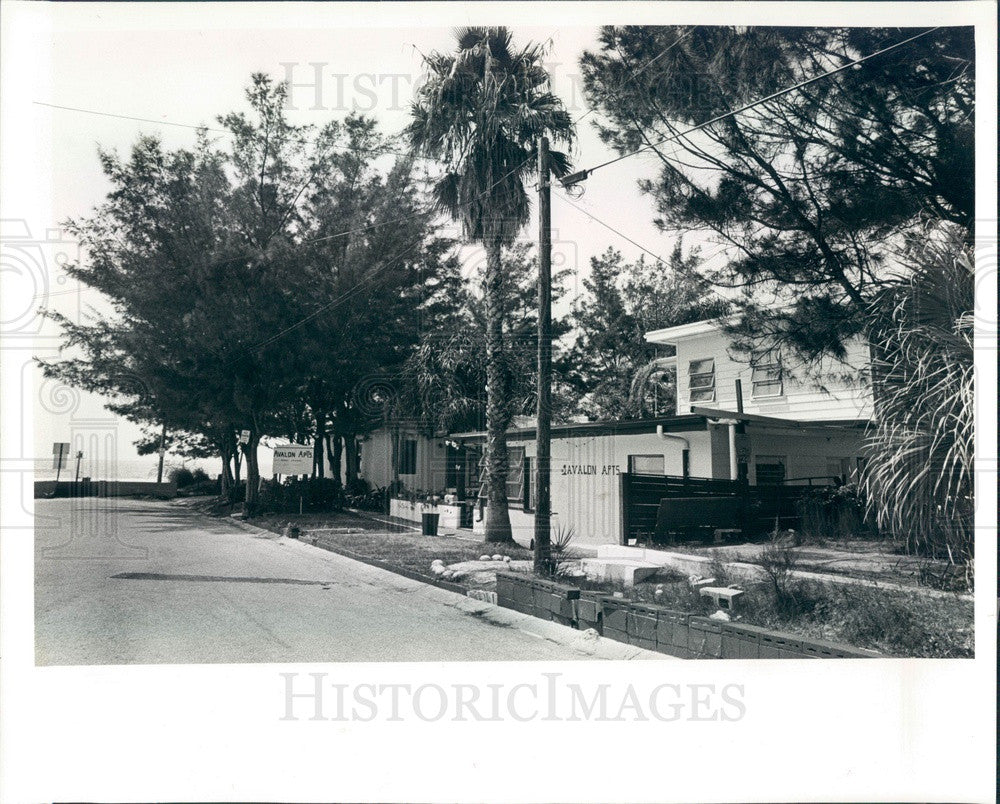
751,349,783,397
688,358,716,402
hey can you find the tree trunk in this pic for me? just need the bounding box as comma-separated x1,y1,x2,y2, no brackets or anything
242,434,260,510
344,434,359,486
314,417,326,479
331,434,343,486
483,237,514,543
220,437,235,498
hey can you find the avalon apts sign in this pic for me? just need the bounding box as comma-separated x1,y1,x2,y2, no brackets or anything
559,464,621,476
272,445,314,476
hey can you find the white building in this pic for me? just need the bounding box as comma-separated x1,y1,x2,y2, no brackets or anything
360,318,874,547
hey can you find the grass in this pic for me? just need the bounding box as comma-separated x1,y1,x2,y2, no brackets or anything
546,560,973,658
246,509,533,585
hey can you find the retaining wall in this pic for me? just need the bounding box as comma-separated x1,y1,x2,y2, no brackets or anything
34,480,177,499
494,572,877,659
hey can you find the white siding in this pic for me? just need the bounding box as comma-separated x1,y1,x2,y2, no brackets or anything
508,429,713,546
673,329,872,421
479,423,866,547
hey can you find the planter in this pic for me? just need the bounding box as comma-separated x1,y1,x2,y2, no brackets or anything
421,511,440,536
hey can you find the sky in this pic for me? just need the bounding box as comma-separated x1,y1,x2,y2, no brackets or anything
8,2,993,481
23,10,701,479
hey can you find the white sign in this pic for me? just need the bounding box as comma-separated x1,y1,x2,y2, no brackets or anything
239,429,251,445
272,444,313,476
52,442,70,469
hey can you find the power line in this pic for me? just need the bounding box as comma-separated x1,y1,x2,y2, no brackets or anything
553,189,671,266
569,26,942,181
33,99,419,159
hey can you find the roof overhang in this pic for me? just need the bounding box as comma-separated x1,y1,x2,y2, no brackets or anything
690,406,868,431
645,316,732,346
449,414,709,443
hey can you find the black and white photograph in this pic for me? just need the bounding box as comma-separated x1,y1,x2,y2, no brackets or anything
1,1,996,801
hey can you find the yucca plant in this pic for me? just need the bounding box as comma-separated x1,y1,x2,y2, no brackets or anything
861,226,974,581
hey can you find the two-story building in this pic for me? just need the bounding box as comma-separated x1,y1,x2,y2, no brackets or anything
360,317,873,547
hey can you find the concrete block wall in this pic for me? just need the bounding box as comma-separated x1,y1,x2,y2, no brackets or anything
495,572,877,659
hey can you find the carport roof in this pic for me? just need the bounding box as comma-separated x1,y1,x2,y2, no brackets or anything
449,414,709,443
448,409,867,443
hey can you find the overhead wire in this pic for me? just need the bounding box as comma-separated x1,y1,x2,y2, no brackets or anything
568,26,942,180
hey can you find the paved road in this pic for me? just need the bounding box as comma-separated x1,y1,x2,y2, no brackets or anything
35,498,657,664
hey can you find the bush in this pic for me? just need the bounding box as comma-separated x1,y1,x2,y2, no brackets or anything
345,477,371,497
186,478,219,496
345,483,387,512
795,484,867,541
255,477,345,514
168,466,195,488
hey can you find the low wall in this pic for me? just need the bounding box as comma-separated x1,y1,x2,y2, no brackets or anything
495,572,877,659
389,498,463,529
35,480,177,499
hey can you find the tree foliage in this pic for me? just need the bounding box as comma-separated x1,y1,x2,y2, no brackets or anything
861,227,974,573
580,26,974,361
564,242,729,420
406,27,575,542
39,74,455,507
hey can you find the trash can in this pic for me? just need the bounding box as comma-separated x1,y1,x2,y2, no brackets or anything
421,511,440,536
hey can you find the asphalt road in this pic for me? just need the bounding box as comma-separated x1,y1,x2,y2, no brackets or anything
35,498,657,664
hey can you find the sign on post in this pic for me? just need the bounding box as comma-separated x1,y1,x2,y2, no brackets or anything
52,442,70,482
52,442,70,469
272,444,313,476
239,430,251,445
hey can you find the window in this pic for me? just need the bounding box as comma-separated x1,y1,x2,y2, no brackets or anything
751,349,783,397
755,455,786,485
522,457,532,510
688,358,716,402
506,447,525,504
628,454,665,475
826,457,851,483
397,438,417,476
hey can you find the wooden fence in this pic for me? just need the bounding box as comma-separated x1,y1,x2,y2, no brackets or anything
619,473,812,544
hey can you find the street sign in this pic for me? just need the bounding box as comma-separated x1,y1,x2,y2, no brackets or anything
52,442,70,470
239,429,251,445
272,444,313,476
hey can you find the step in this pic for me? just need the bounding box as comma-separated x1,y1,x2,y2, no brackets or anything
579,557,662,587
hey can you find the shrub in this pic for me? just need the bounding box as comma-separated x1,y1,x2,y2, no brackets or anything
168,466,195,488
255,477,345,514
795,483,866,542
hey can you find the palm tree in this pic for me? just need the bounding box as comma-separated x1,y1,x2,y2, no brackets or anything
407,27,573,542
861,226,974,586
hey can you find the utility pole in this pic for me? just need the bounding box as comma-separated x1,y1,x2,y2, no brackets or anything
156,421,167,484
533,136,552,574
